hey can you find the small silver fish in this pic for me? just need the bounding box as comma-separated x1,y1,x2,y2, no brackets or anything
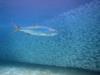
15,25,58,36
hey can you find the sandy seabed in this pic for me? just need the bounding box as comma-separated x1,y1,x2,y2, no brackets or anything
0,64,99,75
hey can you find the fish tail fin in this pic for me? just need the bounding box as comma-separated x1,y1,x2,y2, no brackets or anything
15,25,20,32
11,22,21,32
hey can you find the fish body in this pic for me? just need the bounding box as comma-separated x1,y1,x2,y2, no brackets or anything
15,25,58,36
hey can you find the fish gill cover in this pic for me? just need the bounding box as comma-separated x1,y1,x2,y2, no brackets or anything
0,0,100,72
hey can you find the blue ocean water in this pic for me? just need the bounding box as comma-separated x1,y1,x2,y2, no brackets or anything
0,0,100,75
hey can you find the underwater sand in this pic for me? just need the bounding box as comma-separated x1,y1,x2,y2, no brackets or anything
0,62,99,75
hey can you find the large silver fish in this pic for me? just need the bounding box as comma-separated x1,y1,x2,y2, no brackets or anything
15,25,58,36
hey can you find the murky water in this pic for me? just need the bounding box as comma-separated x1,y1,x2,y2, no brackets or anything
0,0,100,74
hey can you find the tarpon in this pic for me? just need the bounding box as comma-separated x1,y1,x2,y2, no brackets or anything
15,25,58,36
